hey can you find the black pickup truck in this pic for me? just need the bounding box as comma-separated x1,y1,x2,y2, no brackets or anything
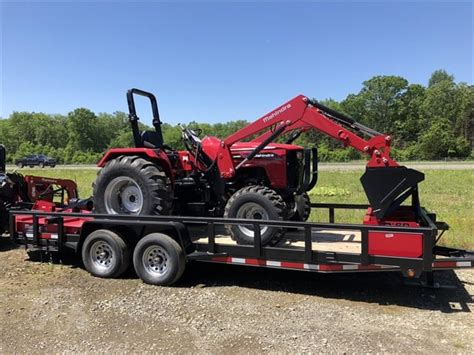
15,154,56,168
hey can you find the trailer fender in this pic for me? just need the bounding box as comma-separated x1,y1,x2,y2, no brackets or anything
97,148,173,181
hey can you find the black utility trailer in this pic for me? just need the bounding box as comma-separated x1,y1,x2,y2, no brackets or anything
10,203,474,287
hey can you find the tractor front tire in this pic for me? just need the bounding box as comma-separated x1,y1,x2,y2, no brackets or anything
224,186,286,245
290,192,312,221
93,155,173,215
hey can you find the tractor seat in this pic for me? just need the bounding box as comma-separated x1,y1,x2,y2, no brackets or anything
140,131,178,165
141,131,163,148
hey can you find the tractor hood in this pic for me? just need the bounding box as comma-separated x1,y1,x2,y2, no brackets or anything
230,142,303,152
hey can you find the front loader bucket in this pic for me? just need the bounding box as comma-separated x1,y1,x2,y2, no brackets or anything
361,167,425,219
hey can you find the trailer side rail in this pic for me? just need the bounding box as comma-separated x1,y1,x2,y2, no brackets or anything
10,203,448,277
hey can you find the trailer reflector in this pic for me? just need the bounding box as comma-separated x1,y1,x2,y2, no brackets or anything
210,256,398,273
433,260,473,268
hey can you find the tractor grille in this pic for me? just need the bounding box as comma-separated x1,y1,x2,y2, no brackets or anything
286,150,304,189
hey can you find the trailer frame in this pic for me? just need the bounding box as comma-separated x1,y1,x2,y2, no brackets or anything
9,203,474,286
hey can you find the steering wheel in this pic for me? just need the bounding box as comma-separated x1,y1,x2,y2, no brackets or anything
180,125,202,153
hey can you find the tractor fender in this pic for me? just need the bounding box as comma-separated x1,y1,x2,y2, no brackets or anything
97,148,174,181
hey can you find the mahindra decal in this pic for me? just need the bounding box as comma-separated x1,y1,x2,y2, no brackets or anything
262,104,292,123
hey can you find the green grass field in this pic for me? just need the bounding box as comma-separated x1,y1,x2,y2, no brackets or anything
16,168,473,249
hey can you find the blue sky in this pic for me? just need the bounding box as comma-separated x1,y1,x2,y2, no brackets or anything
1,1,472,126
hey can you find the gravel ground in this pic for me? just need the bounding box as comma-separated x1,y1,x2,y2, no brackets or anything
0,239,473,353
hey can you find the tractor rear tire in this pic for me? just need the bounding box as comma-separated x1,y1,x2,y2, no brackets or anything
93,155,173,215
290,192,311,221
224,186,286,245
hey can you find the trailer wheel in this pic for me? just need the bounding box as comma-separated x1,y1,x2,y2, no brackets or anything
224,185,286,245
16,162,23,168
133,233,185,286
38,162,44,168
81,229,130,278
290,192,311,221
93,155,173,215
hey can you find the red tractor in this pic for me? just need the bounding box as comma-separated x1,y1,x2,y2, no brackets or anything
93,89,423,245
0,145,82,234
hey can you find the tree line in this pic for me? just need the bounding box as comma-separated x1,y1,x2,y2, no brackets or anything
0,70,472,164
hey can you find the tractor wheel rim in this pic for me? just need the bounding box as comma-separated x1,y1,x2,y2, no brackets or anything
90,241,114,270
142,246,169,276
236,202,269,238
104,176,143,214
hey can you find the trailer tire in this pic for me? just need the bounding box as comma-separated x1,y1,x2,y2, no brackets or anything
81,229,130,278
38,162,44,168
16,162,23,168
133,233,185,286
224,185,286,245
93,155,173,215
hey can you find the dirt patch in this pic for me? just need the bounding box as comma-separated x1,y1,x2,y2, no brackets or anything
1,241,473,353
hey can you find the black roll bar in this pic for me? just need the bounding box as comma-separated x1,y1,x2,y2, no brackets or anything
126,88,164,148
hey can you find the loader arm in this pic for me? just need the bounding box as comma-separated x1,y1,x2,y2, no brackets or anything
217,95,424,220
219,94,397,178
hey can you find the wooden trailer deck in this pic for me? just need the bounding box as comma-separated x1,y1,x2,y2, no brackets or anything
191,226,362,254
